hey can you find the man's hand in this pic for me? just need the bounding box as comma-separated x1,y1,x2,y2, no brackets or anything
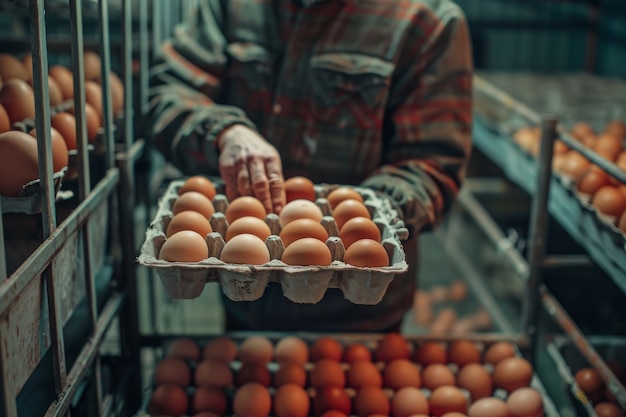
217,124,286,214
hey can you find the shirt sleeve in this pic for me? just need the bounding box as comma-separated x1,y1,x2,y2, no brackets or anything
361,5,473,236
144,0,257,175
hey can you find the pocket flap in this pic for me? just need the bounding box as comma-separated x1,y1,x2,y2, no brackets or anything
311,53,395,77
226,42,272,63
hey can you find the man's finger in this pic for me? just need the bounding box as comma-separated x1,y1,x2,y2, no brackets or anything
249,159,272,213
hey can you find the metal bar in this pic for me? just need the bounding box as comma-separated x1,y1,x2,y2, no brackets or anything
541,254,593,269
523,117,558,364
138,0,150,113
152,0,162,59
0,320,17,416
0,169,119,316
542,288,626,408
44,265,68,399
0,198,6,280
44,293,125,417
98,0,115,171
122,0,133,150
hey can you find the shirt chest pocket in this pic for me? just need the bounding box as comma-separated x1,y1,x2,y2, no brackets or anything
310,53,395,129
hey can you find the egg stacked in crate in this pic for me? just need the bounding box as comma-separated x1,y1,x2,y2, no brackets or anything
145,334,550,417
139,175,408,305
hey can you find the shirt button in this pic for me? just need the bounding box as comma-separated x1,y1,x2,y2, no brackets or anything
273,104,282,114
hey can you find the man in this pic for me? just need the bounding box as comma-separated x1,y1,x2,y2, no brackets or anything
147,0,473,332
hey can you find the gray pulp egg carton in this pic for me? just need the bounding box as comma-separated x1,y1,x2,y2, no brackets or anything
137,179,409,305
0,169,69,214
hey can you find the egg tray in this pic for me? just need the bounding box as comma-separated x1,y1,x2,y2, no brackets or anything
0,168,72,214
135,332,561,417
137,180,409,305
547,335,626,416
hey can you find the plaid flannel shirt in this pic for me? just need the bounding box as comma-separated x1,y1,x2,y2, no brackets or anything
147,0,473,236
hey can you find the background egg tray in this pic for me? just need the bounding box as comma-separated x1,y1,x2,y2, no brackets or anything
138,180,409,305
136,333,560,417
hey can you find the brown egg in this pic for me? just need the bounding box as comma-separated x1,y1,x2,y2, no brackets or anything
220,233,270,264
374,332,410,363
281,237,332,266
236,362,272,387
238,335,274,365
347,359,382,388
225,195,266,223
67,103,100,143
166,210,213,238
595,133,624,158
84,80,103,118
353,386,390,417
179,175,217,200
194,358,233,388
27,127,69,173
21,53,33,82
167,338,200,362
574,367,605,402
48,65,74,100
233,383,272,417
557,151,591,181
383,358,421,389
225,216,271,242
51,112,77,150
0,104,9,132
0,131,40,197
313,386,352,416
0,53,26,81
153,356,191,387
191,386,227,416
339,216,381,248
594,402,625,417
513,127,540,154
391,387,429,417
203,336,237,362
483,342,516,365
0,79,35,123
311,337,343,362
99,71,124,114
492,357,533,392
605,120,626,138
274,363,307,388
428,308,457,337
279,218,329,247
577,168,612,196
327,186,364,209
457,363,493,401
343,343,372,363
344,238,389,267
193,413,221,417
274,336,309,365
148,384,188,417
159,230,209,262
447,340,481,367
333,199,371,230
506,387,544,417
467,397,509,417
592,186,626,218
619,211,626,233
274,383,310,417
429,385,468,417
310,358,346,388
285,176,316,202
172,191,216,219
279,199,323,226
553,139,569,155
83,50,101,81
414,342,447,365
571,122,595,141
422,364,456,391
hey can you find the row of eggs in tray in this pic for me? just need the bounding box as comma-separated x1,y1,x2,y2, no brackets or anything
155,176,403,267
146,334,545,417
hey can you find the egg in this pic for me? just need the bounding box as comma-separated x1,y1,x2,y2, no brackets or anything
429,385,468,417
225,216,271,242
571,122,595,140
225,195,266,223
577,168,612,196
153,356,191,387
413,342,447,365
48,65,74,100
148,384,188,417
391,386,429,417
319,412,349,417
333,199,371,230
238,335,274,365
84,80,104,118
594,402,625,417
483,342,516,365
343,343,372,363
279,218,329,247
236,362,272,387
203,336,238,362
347,360,382,388
194,358,233,388
0,131,40,197
310,358,346,388
619,211,626,233
343,238,389,267
327,186,364,209
428,308,457,337
191,386,227,416
592,186,626,218
274,336,309,365
279,199,324,226
166,210,213,238
274,383,311,417
233,383,272,417
383,358,421,389
374,332,410,363
21,53,33,82
67,103,100,142
0,79,35,123
27,126,69,172
311,337,343,362
285,176,317,202
467,397,510,417
506,387,544,417
220,233,270,264
313,386,352,416
193,413,221,417
274,362,308,388
594,133,623,159
83,50,101,81
0,104,9,132
179,175,217,200
31,75,63,107
51,112,78,150
167,338,200,362
447,340,482,367
0,53,26,81
574,367,605,402
492,357,533,392
158,230,209,262
281,237,332,266
172,191,216,219
108,71,125,113
422,364,456,390
457,363,493,401
339,216,381,248
353,386,390,417
557,151,591,181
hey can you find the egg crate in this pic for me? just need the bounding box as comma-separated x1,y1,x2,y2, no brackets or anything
135,333,560,417
547,335,626,416
137,180,409,305
0,168,73,214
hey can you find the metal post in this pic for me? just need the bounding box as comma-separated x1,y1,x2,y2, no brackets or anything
98,0,115,171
